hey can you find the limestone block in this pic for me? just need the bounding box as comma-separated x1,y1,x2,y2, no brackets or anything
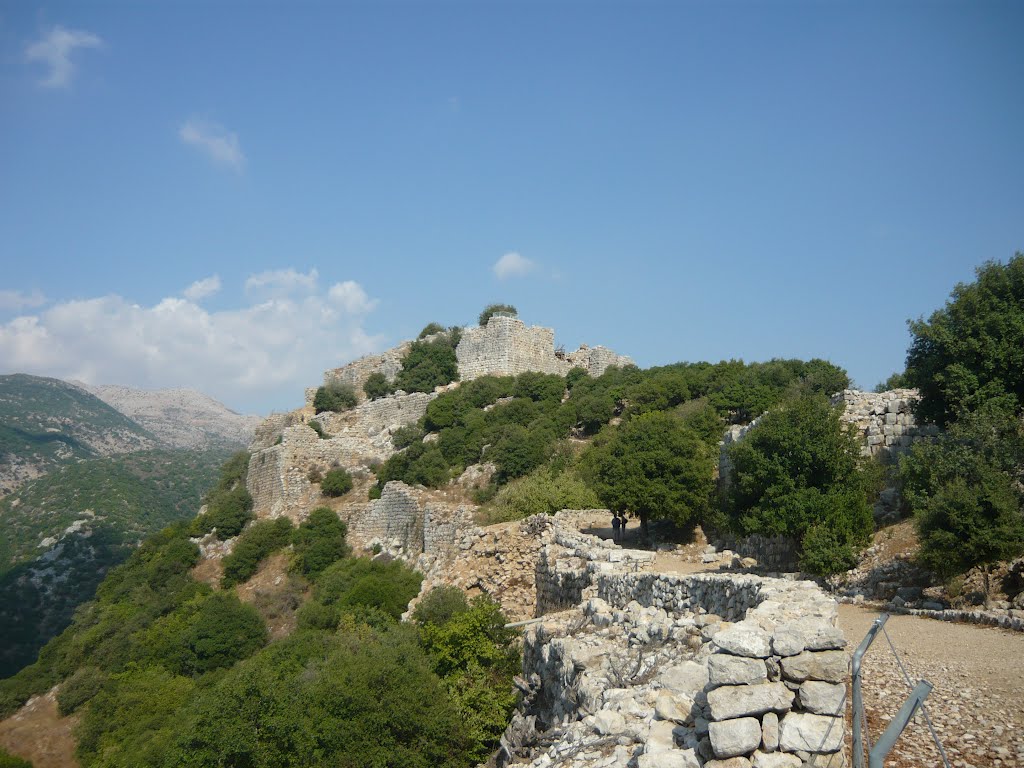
637,749,700,768
798,681,845,715
780,650,847,683
661,660,710,695
709,654,768,686
707,683,794,721
705,759,753,768
752,750,802,768
712,624,773,658
778,713,844,753
803,626,846,651
593,709,626,735
770,627,806,657
655,690,696,724
645,720,680,753
761,712,779,752
709,717,762,759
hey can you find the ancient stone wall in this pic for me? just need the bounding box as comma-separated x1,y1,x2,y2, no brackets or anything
339,481,475,564
456,316,632,381
320,343,412,403
832,388,937,459
502,515,849,768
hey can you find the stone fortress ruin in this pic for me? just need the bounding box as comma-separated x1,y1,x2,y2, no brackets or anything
237,314,944,768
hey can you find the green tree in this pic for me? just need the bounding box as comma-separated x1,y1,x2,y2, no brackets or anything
581,411,714,536
724,393,873,575
320,467,353,497
478,304,517,326
0,749,32,768
221,517,293,588
906,253,1024,427
363,371,394,400
395,333,461,393
419,322,446,339
313,382,358,414
899,399,1024,596
291,507,350,577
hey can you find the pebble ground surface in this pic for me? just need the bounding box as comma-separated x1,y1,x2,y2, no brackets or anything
838,604,1024,768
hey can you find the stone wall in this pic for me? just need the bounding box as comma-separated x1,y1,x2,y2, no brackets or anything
502,515,849,768
456,315,632,381
339,481,475,565
832,389,937,459
320,343,412,403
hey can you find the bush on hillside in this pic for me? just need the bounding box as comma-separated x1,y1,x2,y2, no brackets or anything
291,507,350,577
478,304,517,326
0,750,32,768
394,331,461,394
220,517,294,588
189,485,254,540
314,558,423,623
56,665,108,716
313,382,358,414
412,586,469,627
480,469,600,524
419,322,446,339
899,399,1024,593
362,371,395,400
320,468,353,497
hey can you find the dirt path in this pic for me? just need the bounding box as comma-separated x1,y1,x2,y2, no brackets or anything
0,688,78,768
837,604,1024,768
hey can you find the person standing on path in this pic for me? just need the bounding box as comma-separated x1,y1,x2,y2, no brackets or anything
611,513,621,542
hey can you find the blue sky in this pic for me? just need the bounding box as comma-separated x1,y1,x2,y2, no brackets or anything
1,1,1022,414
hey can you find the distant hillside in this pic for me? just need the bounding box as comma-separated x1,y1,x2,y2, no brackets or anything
0,374,157,495
0,447,231,677
76,382,261,450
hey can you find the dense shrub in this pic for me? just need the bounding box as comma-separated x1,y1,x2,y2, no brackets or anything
307,420,330,439
478,303,517,325
291,507,350,577
57,666,108,716
480,469,600,524
313,382,358,414
320,467,353,497
220,517,294,588
315,558,423,622
189,485,254,540
0,749,32,768
419,322,446,339
412,586,470,627
395,330,461,394
164,626,472,768
906,253,1024,427
724,393,873,575
874,371,910,392
391,423,425,449
363,371,395,400
899,400,1024,592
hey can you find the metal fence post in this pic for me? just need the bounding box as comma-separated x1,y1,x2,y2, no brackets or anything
868,680,933,768
852,613,889,768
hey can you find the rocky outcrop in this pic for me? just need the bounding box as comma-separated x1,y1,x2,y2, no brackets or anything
76,383,260,449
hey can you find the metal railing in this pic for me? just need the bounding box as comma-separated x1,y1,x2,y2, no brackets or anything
851,612,950,768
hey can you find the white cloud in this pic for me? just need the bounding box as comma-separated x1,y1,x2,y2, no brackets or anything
26,25,102,88
328,281,378,314
183,275,221,302
493,251,536,280
179,119,246,172
0,289,47,312
245,268,319,298
0,272,382,413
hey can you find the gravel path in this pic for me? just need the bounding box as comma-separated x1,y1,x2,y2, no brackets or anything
838,604,1024,768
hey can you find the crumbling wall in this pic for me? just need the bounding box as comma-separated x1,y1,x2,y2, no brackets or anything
456,316,632,381
504,516,848,768
832,388,937,459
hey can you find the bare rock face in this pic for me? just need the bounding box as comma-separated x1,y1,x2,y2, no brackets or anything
78,383,261,449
